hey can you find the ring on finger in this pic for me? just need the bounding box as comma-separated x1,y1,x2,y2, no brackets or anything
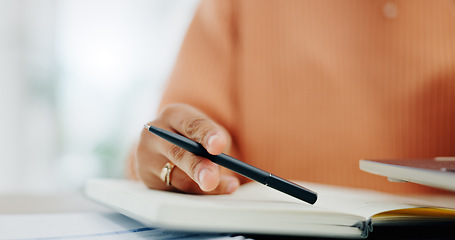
160,162,175,186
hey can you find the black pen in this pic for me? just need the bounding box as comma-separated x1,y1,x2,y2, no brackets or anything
144,124,318,204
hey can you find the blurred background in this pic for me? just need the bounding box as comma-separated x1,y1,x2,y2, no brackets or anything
0,0,200,193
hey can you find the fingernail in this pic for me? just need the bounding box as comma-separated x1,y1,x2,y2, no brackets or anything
226,180,239,194
198,168,211,185
207,134,219,148
207,134,223,155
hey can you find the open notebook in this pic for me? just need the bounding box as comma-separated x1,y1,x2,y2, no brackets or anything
359,157,455,192
85,178,455,239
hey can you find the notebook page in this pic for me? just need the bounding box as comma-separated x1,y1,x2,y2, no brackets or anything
302,182,437,218
209,181,433,219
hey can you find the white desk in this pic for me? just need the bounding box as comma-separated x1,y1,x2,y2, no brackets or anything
0,191,109,214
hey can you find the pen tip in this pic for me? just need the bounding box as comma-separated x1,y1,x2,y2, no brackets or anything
144,124,150,129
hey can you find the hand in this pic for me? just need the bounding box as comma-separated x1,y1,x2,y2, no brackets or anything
135,103,240,194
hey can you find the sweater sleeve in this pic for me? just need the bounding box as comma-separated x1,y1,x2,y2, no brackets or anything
158,0,238,134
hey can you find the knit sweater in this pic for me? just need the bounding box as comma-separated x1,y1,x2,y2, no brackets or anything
158,0,455,194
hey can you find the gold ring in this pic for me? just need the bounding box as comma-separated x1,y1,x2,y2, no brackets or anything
160,162,175,186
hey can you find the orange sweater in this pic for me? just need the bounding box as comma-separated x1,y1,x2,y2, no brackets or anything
158,0,455,194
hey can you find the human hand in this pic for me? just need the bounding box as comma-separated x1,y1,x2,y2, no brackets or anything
136,103,240,194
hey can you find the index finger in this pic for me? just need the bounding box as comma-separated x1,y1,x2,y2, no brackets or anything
159,103,229,155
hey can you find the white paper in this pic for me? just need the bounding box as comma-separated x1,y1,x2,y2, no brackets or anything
0,212,248,240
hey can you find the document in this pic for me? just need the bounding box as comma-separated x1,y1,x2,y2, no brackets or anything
85,178,455,239
0,212,249,240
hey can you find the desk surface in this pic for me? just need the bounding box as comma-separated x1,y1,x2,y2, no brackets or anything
0,191,109,214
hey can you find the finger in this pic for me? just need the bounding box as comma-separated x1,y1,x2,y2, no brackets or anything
159,104,230,155
154,104,232,192
136,133,171,190
208,174,240,194
140,124,220,192
165,141,221,191
167,167,239,194
136,144,200,193
138,152,239,194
